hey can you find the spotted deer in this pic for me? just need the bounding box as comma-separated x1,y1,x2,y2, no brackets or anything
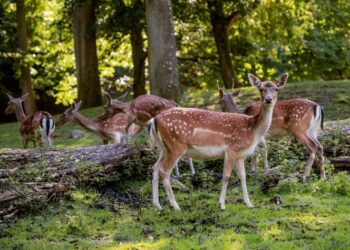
56,101,140,144
218,83,326,182
148,73,288,210
104,93,195,176
5,93,55,148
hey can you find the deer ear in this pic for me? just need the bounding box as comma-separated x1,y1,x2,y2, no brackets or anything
248,74,261,88
232,90,240,97
276,73,288,88
6,93,15,101
73,101,82,111
219,88,224,99
20,93,29,101
118,92,128,101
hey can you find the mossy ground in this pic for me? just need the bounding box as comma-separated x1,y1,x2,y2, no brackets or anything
1,176,349,249
0,80,350,249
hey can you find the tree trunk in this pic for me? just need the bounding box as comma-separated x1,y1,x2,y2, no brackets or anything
208,1,241,88
72,0,101,108
16,0,36,114
0,144,156,219
145,0,179,101
130,27,147,97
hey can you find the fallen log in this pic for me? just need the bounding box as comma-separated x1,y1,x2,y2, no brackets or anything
328,157,350,170
324,145,350,157
0,144,156,220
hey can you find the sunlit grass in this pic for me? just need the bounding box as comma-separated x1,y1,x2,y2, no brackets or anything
1,186,349,249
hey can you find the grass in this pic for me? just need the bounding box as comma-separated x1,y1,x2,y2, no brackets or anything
1,176,350,249
0,79,350,249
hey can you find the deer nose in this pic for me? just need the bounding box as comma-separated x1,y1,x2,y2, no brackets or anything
264,98,273,104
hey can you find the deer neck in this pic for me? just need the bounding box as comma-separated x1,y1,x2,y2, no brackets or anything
120,102,132,114
13,103,27,124
73,112,100,133
250,103,275,138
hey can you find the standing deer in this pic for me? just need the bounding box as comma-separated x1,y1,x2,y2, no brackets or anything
56,101,140,144
148,73,288,210
103,93,195,176
5,93,55,148
218,84,326,182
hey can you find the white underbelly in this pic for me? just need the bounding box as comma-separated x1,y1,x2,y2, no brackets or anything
239,140,259,158
186,145,226,160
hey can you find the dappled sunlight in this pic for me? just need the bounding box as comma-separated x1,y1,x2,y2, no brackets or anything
107,239,169,250
262,224,283,241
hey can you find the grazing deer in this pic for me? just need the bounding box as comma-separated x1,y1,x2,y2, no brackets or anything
5,93,55,148
56,101,140,144
104,93,195,176
148,73,288,210
218,84,326,182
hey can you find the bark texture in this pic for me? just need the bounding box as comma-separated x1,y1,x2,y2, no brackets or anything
131,26,147,97
16,0,36,114
145,0,179,101
73,0,101,108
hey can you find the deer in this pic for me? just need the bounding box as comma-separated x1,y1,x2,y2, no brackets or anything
218,83,326,183
56,101,141,144
4,93,55,148
103,93,195,176
148,73,288,210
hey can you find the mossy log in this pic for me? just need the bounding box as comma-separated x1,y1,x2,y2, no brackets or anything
0,144,157,220
328,157,350,170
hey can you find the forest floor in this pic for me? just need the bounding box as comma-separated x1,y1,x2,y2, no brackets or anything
0,80,350,249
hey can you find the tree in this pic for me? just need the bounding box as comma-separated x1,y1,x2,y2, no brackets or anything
102,0,147,98
130,12,147,97
206,0,260,88
145,0,179,101
72,0,101,108
16,0,36,114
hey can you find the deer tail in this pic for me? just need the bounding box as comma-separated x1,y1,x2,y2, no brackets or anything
39,116,55,145
147,118,158,150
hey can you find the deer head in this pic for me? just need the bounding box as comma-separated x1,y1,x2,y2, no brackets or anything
218,86,241,113
4,93,28,115
103,92,129,117
56,101,82,126
248,73,288,105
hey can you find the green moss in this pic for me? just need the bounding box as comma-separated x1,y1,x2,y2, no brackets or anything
1,180,350,249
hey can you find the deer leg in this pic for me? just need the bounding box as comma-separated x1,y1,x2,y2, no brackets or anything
188,157,195,175
152,153,164,210
313,138,326,180
295,133,318,183
250,152,257,172
174,164,180,178
155,146,186,210
236,158,253,208
161,152,185,211
219,154,236,210
22,136,28,149
260,137,269,169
